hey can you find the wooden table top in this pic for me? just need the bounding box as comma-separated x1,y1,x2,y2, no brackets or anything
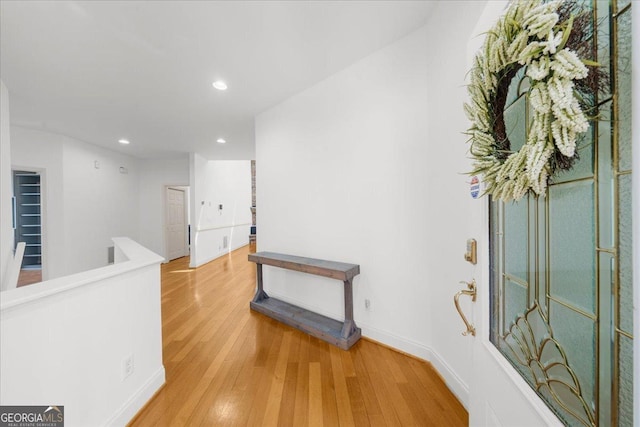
248,251,360,281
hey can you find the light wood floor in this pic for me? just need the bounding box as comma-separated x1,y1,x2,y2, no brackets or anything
17,269,41,287
129,245,467,426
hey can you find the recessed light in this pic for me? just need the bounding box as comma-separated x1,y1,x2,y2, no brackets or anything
212,80,228,91
217,138,226,144
118,139,130,145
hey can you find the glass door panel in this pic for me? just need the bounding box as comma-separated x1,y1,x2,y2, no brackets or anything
489,2,633,425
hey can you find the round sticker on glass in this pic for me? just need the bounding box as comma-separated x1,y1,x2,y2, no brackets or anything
470,176,480,199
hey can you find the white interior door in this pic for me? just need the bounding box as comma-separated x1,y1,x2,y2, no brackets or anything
166,187,188,261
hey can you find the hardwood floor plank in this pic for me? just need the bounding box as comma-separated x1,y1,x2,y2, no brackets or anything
382,345,408,384
190,358,237,426
364,342,414,425
292,335,311,426
318,342,339,427
128,246,468,427
170,310,251,425
188,323,259,426
346,343,387,425
262,331,293,426
406,358,468,426
330,345,356,426
345,376,371,427
221,330,265,425
277,362,298,426
17,269,41,287
245,326,284,425
308,362,323,427
341,349,356,378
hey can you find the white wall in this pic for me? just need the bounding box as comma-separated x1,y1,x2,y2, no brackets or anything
1,237,164,427
256,21,431,343
62,138,139,275
255,1,494,406
138,156,189,260
11,127,140,279
0,81,13,289
257,0,638,417
190,153,251,267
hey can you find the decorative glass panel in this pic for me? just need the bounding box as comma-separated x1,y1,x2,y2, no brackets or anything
617,0,631,13
596,1,611,98
504,199,529,282
548,181,596,314
549,300,596,416
504,279,528,329
597,101,614,249
618,334,634,426
618,174,633,334
488,2,633,425
616,9,632,171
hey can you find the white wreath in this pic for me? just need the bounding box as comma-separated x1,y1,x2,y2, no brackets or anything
465,0,592,202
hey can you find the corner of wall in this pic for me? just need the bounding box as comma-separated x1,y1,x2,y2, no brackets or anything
104,367,165,427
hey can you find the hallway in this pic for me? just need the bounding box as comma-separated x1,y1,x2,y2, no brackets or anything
129,245,467,426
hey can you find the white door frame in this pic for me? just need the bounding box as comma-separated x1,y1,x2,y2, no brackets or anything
164,185,189,262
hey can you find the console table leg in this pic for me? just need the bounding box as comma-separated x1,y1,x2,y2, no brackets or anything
341,278,357,339
252,263,269,302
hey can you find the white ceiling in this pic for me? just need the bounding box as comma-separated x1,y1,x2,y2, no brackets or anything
1,1,435,160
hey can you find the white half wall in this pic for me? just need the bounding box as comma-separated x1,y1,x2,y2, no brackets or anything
0,81,13,289
11,127,140,279
190,153,252,267
138,156,189,260
0,237,164,427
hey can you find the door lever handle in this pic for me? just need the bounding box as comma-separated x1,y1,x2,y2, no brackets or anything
454,279,477,336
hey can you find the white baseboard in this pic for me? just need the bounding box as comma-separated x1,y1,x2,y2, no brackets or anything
426,345,470,409
104,366,165,427
193,240,250,268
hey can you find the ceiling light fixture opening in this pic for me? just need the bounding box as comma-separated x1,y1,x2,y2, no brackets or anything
212,81,228,91
217,138,226,144
118,139,130,145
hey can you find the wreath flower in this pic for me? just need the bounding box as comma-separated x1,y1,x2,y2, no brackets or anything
465,0,602,202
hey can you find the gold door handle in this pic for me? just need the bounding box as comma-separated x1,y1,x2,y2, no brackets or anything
454,279,476,336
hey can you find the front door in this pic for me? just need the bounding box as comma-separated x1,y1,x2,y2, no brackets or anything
465,2,634,426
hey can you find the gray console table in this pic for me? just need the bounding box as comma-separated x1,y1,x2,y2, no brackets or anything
248,251,361,350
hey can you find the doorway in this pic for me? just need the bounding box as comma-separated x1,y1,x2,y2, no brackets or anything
12,170,43,286
165,186,189,261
